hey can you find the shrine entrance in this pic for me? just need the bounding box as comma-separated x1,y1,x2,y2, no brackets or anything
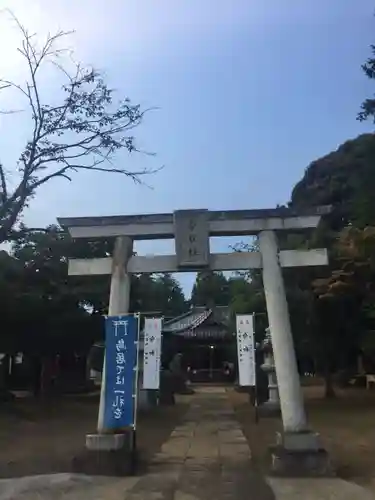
58,206,329,438
184,344,232,383
162,305,235,383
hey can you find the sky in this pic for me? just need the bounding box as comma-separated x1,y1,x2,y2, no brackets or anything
0,0,374,295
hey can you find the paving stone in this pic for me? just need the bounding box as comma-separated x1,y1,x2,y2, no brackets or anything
119,389,275,499
173,491,200,500
160,442,190,456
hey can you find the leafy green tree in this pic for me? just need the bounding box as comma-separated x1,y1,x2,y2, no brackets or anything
12,225,113,314
227,276,267,343
228,276,264,316
289,133,375,395
4,227,102,354
291,134,375,229
153,274,189,317
0,228,101,398
0,226,189,397
2,226,189,353
358,42,375,124
131,273,188,317
191,271,231,307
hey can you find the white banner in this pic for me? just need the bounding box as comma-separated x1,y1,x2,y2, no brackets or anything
236,314,256,386
143,317,162,390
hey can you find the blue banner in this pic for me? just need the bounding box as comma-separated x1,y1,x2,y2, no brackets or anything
104,315,138,430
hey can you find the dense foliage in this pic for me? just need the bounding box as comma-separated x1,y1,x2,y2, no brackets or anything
0,227,188,357
289,134,375,394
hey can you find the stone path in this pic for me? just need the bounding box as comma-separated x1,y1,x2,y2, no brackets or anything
124,386,275,500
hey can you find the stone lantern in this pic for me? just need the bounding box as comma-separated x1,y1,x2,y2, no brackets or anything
258,327,281,416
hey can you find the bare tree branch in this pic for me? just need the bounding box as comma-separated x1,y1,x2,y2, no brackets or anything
0,12,158,243
0,163,8,202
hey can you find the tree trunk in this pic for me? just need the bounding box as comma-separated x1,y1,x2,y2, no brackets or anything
31,356,42,398
0,354,14,402
324,368,336,399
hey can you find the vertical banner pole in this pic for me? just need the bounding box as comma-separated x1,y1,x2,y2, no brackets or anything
252,313,259,424
133,312,141,431
131,312,141,474
158,317,164,405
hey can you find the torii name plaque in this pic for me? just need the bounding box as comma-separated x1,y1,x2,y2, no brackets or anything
173,209,210,269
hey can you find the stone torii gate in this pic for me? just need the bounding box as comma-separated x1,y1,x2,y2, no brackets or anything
58,206,331,475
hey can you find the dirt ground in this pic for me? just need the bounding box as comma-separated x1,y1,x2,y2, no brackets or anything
3,385,375,492
0,393,188,478
229,385,375,492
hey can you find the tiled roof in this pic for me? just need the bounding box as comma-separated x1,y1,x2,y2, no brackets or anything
162,306,231,336
163,308,212,334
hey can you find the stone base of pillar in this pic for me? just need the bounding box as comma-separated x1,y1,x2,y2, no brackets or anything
257,400,281,417
72,433,136,476
269,431,333,477
159,388,176,405
235,383,249,393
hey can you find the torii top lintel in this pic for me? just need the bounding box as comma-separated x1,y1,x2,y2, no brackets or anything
57,205,331,240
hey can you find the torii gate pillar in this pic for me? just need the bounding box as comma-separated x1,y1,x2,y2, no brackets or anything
259,230,332,476
259,230,307,432
97,236,133,433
